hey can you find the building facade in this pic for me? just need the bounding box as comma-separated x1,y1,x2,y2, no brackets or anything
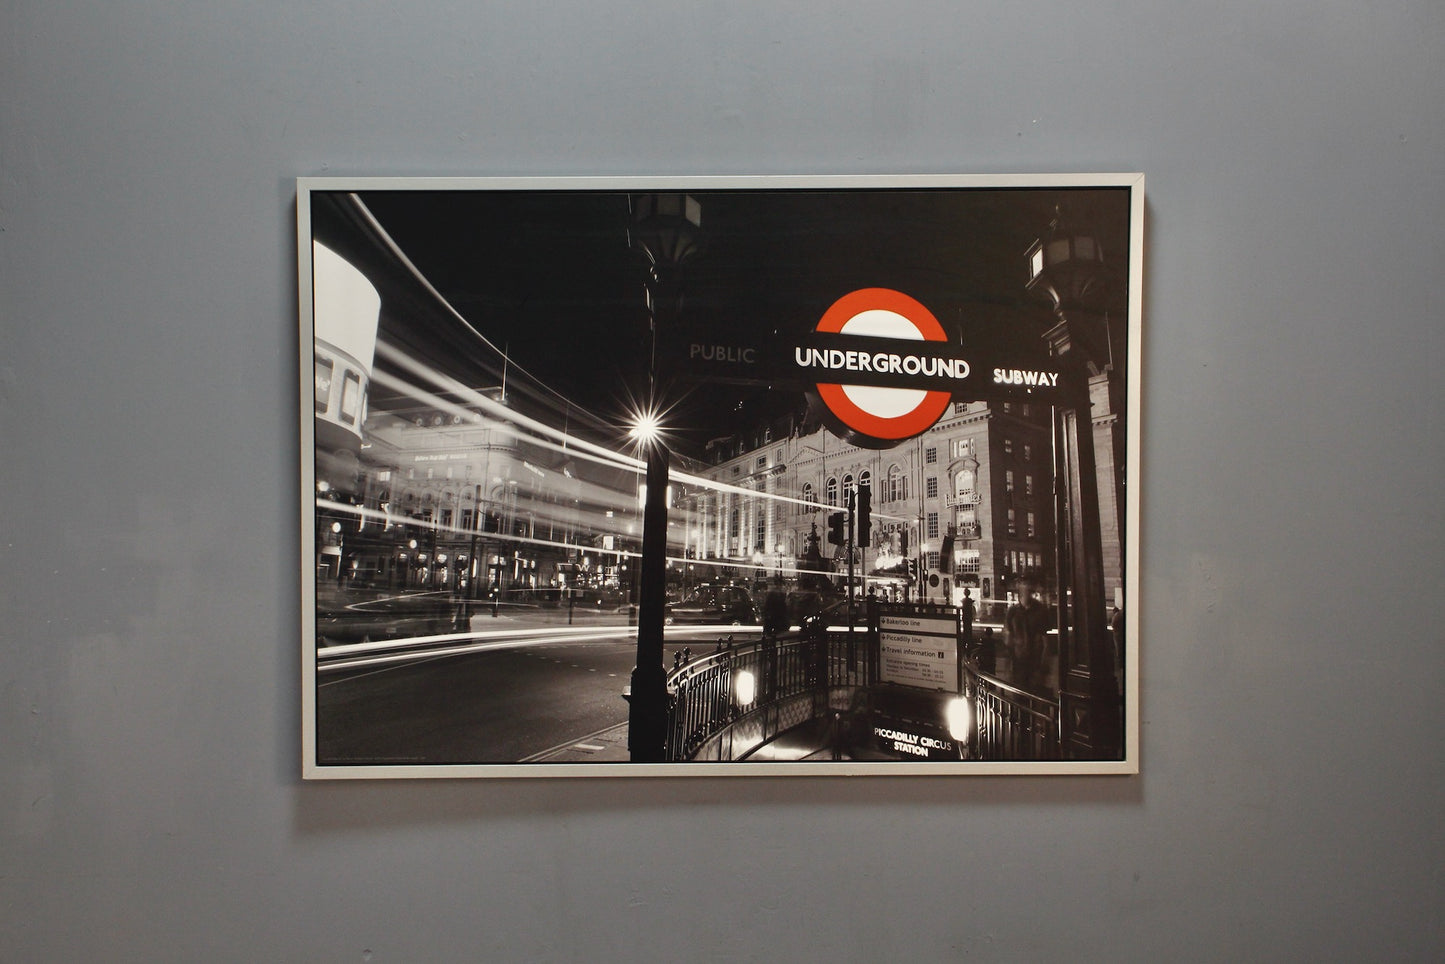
682,399,1059,612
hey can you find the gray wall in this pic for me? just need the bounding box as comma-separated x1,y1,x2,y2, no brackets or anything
3,2,1440,960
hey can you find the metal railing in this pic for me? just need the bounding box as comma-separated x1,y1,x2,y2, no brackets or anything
662,618,1068,762
966,664,1061,761
664,624,870,762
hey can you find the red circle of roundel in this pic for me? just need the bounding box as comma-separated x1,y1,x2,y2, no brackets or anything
815,288,952,441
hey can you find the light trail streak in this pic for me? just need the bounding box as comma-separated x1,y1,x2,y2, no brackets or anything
316,623,745,674
376,340,641,472
352,343,909,589
348,192,610,430
375,341,870,517
367,366,640,489
313,497,842,583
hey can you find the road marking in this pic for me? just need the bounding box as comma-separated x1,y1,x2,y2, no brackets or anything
573,743,605,752
519,722,630,762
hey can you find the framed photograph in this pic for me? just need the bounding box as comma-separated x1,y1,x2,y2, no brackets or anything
299,174,1143,778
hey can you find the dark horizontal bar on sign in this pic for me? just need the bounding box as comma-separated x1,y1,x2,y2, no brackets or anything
659,326,1062,398
791,331,977,391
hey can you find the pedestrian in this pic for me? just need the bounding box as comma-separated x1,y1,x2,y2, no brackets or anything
979,626,997,674
1005,575,1050,692
762,581,789,637
960,587,976,645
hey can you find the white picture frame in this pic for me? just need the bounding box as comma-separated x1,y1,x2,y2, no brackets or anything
299,173,1143,778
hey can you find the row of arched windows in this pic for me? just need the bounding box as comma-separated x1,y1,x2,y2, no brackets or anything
800,469,894,511
797,462,990,514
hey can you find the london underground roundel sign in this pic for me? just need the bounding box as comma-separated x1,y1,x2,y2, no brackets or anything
813,288,953,446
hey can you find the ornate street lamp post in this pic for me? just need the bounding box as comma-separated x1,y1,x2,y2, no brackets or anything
1026,207,1122,760
625,194,704,762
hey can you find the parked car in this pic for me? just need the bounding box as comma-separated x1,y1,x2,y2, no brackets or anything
666,584,758,625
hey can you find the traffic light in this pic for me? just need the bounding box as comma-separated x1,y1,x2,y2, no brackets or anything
907,559,918,580
827,511,846,545
856,484,871,545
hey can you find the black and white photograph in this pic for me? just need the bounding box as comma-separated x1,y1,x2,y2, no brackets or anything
300,174,1143,777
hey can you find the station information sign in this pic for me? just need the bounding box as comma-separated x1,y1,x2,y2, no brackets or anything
874,603,962,691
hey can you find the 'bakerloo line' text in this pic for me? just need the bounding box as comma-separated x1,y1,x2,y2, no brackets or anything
793,347,1059,388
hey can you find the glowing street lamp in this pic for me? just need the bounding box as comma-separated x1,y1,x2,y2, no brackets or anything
628,411,663,446
734,670,757,708
945,696,971,742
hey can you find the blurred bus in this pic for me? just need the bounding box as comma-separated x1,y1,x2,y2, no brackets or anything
312,240,380,495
